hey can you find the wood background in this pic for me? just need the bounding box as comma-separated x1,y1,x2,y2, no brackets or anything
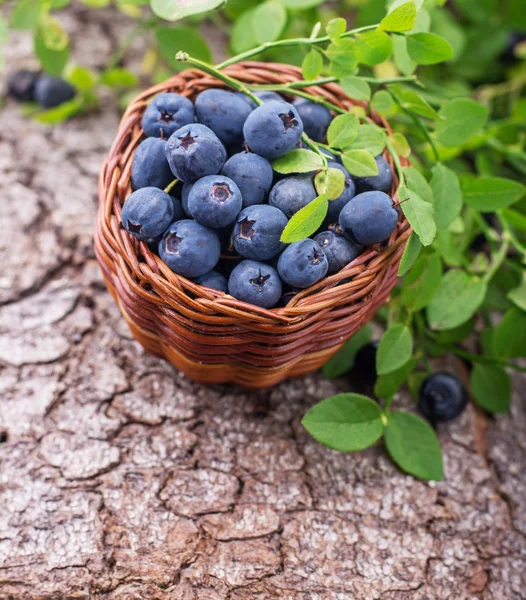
1,6,525,599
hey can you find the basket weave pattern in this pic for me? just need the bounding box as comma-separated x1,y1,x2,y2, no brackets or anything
94,62,411,388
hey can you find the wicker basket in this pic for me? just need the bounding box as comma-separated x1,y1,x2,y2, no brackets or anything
94,62,411,388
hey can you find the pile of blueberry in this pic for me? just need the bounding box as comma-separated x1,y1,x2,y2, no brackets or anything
7,70,76,108
121,88,397,309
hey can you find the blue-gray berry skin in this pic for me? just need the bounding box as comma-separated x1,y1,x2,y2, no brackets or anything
34,76,75,108
221,152,273,207
141,93,195,139
165,123,227,183
255,91,284,103
121,187,174,241
243,101,304,160
158,219,221,278
277,239,329,288
195,88,253,147
269,175,317,218
419,372,468,423
8,69,39,102
131,138,173,191
170,195,185,222
228,260,282,309
193,270,227,293
187,175,242,228
181,183,193,216
292,98,332,142
339,191,398,246
314,230,361,274
232,205,288,261
354,155,393,194
325,162,356,222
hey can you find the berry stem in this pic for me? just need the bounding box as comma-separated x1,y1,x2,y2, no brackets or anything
251,75,419,90
385,138,406,187
164,179,178,194
249,84,347,114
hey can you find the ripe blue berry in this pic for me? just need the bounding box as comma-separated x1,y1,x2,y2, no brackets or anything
165,124,227,183
195,88,253,147
314,230,361,274
170,195,185,222
221,152,273,207
7,69,39,102
228,260,282,309
232,205,288,261
292,98,332,142
193,270,227,293
339,191,398,246
181,183,193,216
141,93,195,139
121,187,174,241
243,101,304,160
354,155,393,194
269,175,317,218
255,91,284,103
278,239,329,288
34,75,75,108
187,175,242,229
158,219,221,278
419,372,468,423
131,138,173,191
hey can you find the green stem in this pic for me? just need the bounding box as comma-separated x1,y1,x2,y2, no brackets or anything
483,232,510,284
252,75,418,91
444,345,526,373
252,85,346,114
164,179,178,194
498,213,526,258
385,138,406,187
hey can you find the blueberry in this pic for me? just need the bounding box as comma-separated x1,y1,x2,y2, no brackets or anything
158,219,221,278
314,230,361,274
187,175,242,228
269,175,317,218
7,69,39,102
181,183,193,216
170,195,185,222
34,76,76,108
354,155,393,194
277,239,328,288
243,100,304,160
278,285,300,307
195,88,253,147
419,372,468,423
352,342,378,386
165,123,227,183
228,260,282,308
255,91,284,103
325,162,356,222
232,205,288,261
141,93,195,139
292,98,332,142
193,270,227,293
339,191,398,246
121,187,174,241
131,138,173,191
221,152,273,207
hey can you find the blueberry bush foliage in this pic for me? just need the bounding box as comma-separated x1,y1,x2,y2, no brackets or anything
3,0,526,481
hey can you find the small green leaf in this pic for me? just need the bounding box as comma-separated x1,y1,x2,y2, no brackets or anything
398,232,422,276
375,358,417,399
11,0,43,30
67,66,97,91
462,177,526,211
401,253,442,312
34,97,83,124
230,7,257,54
508,275,526,312
272,149,323,174
399,185,437,246
471,364,511,414
315,168,346,200
355,30,393,66
252,1,287,44
388,133,411,158
345,122,386,156
40,17,69,51
380,1,417,32
280,194,328,243
427,270,487,331
322,325,372,378
392,35,416,75
407,371,428,401
326,17,346,44
371,90,396,116
150,0,225,20
430,164,462,230
302,49,323,81
492,308,526,358
376,323,413,375
279,0,323,7
327,113,359,150
435,99,489,147
34,27,69,76
100,67,138,87
406,32,453,64
404,167,433,204
384,411,443,481
155,26,212,70
302,393,384,452
326,39,358,76
341,150,379,177
340,76,371,102
393,86,440,121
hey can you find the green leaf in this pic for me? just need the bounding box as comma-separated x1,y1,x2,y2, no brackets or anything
327,113,359,150
155,26,212,70
406,32,453,64
399,185,437,246
345,122,386,156
326,39,358,76
392,35,416,75
388,133,411,158
435,99,489,147
326,17,346,44
67,66,97,91
278,0,323,7
34,97,83,124
230,7,257,54
11,0,43,30
280,194,328,243
315,168,345,200
392,86,440,120
404,167,433,204
492,307,526,358
471,364,511,414
150,0,225,20
502,208,526,232
375,358,417,399
340,76,371,102
100,67,138,87
508,275,526,312
376,323,413,375
34,27,69,76
401,253,442,312
40,17,69,51
302,393,384,452
380,1,417,32
430,164,462,230
322,325,372,378
355,30,393,66
252,1,287,44
462,177,526,211
384,411,443,481
302,49,323,81
371,90,396,116
341,150,379,177
427,270,487,331
398,232,422,276
272,149,323,174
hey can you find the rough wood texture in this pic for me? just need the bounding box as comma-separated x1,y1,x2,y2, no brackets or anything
1,7,525,599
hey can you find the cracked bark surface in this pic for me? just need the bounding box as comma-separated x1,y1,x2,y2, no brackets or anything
1,6,525,599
